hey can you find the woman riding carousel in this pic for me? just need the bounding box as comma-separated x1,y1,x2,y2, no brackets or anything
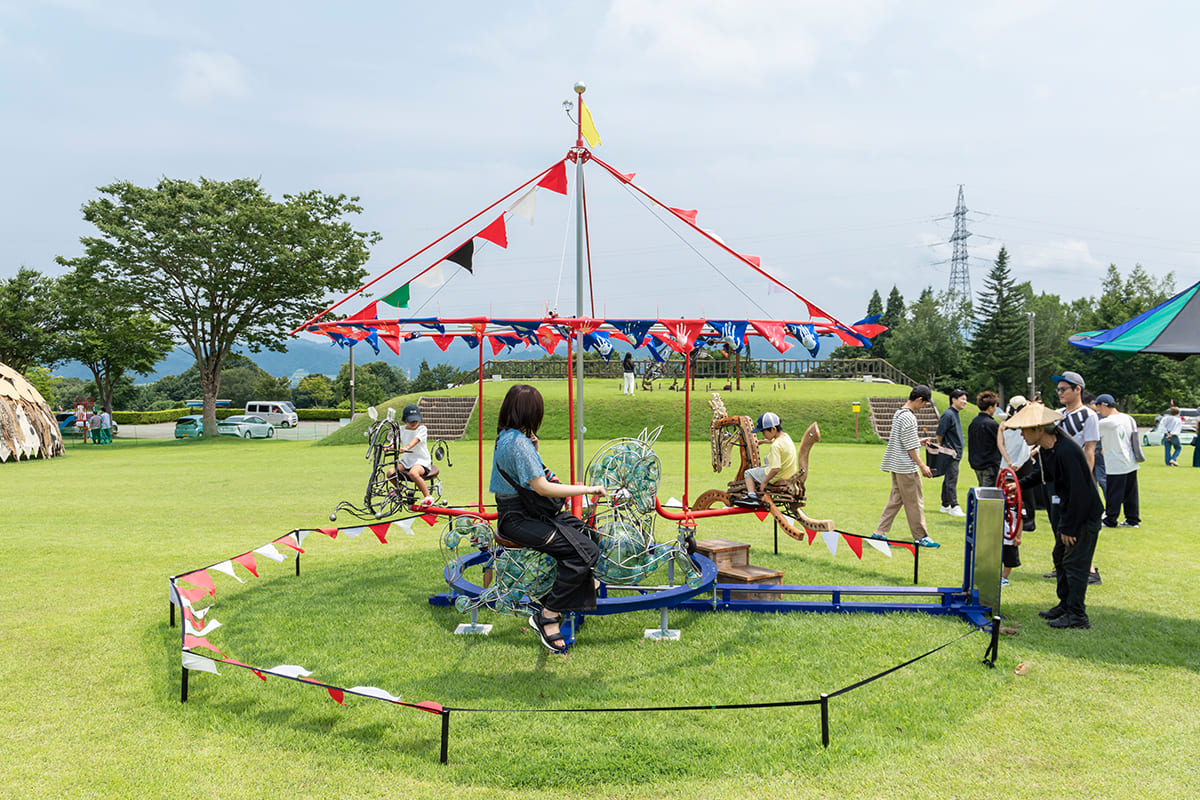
490,384,607,653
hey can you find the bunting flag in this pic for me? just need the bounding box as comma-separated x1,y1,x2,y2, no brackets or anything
430,334,455,351
253,543,286,563
842,533,864,559
179,570,215,597
370,523,390,544
346,302,378,322
396,518,415,536
742,254,761,267
232,552,259,577
607,320,654,348
413,265,445,289
181,652,221,675
658,319,706,353
865,537,893,558
269,665,314,679
701,228,726,245
579,99,601,147
183,634,224,656
210,561,244,584
786,323,820,357
444,240,474,273
750,320,791,354
477,215,508,249
669,208,698,225
537,161,568,194
645,338,667,363
508,188,537,222
820,530,840,556
381,284,410,309
710,320,748,351
583,331,614,360
341,526,365,539
538,325,562,354
379,328,402,356
185,617,223,637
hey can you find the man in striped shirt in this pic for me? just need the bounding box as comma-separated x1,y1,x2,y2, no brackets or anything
872,385,940,548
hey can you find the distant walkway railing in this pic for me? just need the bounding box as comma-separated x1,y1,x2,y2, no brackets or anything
480,358,914,385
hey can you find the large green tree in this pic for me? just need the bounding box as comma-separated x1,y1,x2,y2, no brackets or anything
58,177,379,434
54,268,175,414
970,246,1028,401
887,287,969,389
0,268,61,373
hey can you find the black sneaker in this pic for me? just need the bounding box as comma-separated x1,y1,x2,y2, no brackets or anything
1088,569,1102,585
1119,521,1140,528
1047,613,1090,629
1101,521,1118,529
733,493,760,509
1038,605,1067,620
1043,570,1057,579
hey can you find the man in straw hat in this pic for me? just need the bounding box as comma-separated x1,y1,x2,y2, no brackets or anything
1003,402,1103,629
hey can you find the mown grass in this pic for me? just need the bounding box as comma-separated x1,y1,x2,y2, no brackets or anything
2,422,1198,799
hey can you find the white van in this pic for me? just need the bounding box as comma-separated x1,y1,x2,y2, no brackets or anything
244,400,298,428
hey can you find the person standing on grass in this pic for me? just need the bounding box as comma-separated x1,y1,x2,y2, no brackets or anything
622,352,636,396
872,385,940,548
936,388,969,517
1051,371,1102,585
968,391,1003,488
1004,403,1102,629
1095,394,1140,529
1160,406,1184,466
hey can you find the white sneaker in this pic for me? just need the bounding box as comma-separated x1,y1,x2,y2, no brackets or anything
939,505,951,513
947,506,966,517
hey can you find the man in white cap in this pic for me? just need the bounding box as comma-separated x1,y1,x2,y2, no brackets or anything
736,411,796,508
1004,403,1102,629
871,385,940,548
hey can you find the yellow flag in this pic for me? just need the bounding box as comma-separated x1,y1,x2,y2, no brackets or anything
580,99,602,147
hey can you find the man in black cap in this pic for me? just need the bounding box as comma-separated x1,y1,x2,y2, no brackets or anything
1051,370,1103,584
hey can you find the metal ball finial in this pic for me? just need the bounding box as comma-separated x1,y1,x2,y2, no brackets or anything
574,81,586,95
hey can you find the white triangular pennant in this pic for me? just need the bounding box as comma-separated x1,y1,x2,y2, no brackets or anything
397,519,415,535
508,187,537,223
665,497,681,508
414,264,445,288
701,228,726,245
185,617,223,637
169,583,181,606
269,665,313,679
296,529,312,546
342,526,365,539
210,560,244,583
865,538,893,558
820,530,839,556
253,543,286,562
181,652,221,675
348,686,401,703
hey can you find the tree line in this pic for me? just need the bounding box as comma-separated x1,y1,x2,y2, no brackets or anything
830,247,1198,412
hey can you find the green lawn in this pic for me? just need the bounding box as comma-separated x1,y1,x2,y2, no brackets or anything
2,422,1198,799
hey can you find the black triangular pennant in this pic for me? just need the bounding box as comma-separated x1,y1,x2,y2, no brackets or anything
445,240,474,273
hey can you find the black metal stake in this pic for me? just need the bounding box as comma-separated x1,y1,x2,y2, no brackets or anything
820,693,830,748
773,518,779,555
439,710,451,764
295,552,301,576
913,546,920,585
983,614,1001,668
170,602,175,628
181,667,189,703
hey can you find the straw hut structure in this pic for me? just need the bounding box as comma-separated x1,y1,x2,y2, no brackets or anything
0,361,63,462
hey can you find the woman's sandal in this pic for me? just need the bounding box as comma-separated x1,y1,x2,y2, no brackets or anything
528,611,567,653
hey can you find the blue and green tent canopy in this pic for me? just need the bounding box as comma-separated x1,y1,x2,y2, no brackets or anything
1070,280,1200,359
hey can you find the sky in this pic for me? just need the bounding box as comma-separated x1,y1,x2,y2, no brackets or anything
6,1,1200,339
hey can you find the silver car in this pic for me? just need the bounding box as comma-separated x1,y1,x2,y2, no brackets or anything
217,415,276,439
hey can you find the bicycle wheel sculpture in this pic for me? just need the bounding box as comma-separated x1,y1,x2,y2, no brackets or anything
330,407,444,522
441,427,702,619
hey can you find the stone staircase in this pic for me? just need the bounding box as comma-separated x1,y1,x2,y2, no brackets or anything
416,396,478,440
694,538,782,601
868,397,941,441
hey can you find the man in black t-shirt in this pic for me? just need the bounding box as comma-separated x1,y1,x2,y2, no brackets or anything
968,391,1002,488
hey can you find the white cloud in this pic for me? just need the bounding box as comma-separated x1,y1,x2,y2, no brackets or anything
173,50,248,105
1022,239,1101,270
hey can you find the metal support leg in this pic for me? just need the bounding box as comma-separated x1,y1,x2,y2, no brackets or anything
454,606,493,635
181,667,189,703
439,710,451,764
820,692,830,747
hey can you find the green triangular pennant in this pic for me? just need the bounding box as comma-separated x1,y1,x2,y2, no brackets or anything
381,283,410,309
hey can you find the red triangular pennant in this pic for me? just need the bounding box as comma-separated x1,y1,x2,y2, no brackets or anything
806,528,817,545
537,162,568,194
379,329,402,355
895,541,916,557
430,334,455,351
183,635,224,656
842,533,864,559
345,302,378,322
370,523,390,544
179,570,215,597
317,528,338,539
489,335,507,355
754,509,769,522
178,586,211,604
328,688,345,705
657,320,706,353
421,513,438,526
537,325,562,354
741,254,761,267
477,215,508,249
413,700,444,714
750,320,792,353
669,208,699,226
232,552,259,578
277,535,304,554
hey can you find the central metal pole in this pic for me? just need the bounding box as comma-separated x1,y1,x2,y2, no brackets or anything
574,148,586,488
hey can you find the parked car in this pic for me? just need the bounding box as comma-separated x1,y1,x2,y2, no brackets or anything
217,415,276,439
174,415,204,439
244,400,298,428
1145,407,1198,446
55,412,118,438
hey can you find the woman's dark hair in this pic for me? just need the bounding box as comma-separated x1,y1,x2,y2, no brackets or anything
497,384,544,437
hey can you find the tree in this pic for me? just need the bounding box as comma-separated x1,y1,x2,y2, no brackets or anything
410,359,465,393
0,268,61,373
54,268,175,413
251,373,293,401
970,247,1028,401
360,360,407,399
293,374,334,408
334,358,384,407
887,287,969,389
58,177,379,434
